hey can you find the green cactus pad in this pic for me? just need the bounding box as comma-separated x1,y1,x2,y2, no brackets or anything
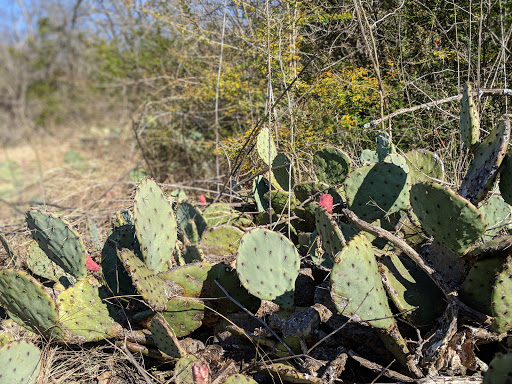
265,190,296,213
271,153,295,191
134,178,178,272
499,154,512,206
459,118,511,204
404,149,444,184
313,147,351,185
199,225,243,263
344,162,411,221
236,228,300,301
150,317,185,358
360,149,379,166
174,355,199,384
177,202,207,244
479,195,512,239
254,362,323,384
224,374,258,384
0,269,60,338
101,225,141,297
181,244,204,264
163,298,204,337
381,254,445,326
467,236,512,261
26,210,87,280
253,175,270,212
57,280,123,342
483,353,512,384
411,182,486,254
330,234,394,330
202,203,252,228
256,127,277,166
460,256,503,315
159,262,210,297
293,182,329,203
491,256,512,332
377,131,395,161
118,248,169,311
0,340,42,384
315,207,344,261
460,82,480,148
26,240,70,283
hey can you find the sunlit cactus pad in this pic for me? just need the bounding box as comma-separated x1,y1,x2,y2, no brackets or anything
150,317,184,358
0,269,60,338
0,340,42,384
134,178,177,272
26,210,87,280
57,280,122,342
459,118,510,204
411,182,486,254
491,255,512,332
236,228,300,301
330,234,394,330
460,82,480,148
313,146,351,185
256,126,277,166
404,149,444,184
344,161,410,221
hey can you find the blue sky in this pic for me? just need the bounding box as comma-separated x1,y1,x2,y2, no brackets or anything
0,1,25,33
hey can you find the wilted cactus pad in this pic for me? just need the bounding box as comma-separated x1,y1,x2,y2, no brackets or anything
411,182,486,254
236,228,300,301
330,234,395,330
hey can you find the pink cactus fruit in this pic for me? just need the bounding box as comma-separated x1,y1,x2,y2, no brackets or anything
198,194,207,204
192,361,209,384
319,193,333,213
85,253,100,271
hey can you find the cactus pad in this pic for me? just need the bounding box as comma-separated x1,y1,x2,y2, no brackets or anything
483,353,512,384
479,195,512,239
26,210,87,280
313,147,351,185
57,280,122,342
224,374,258,384
0,269,60,338
315,207,344,261
199,225,243,263
491,256,512,332
411,182,486,254
174,355,199,384
134,178,178,272
293,182,328,203
360,149,379,165
377,131,395,161
26,240,70,283
459,118,510,204
177,202,207,243
202,203,252,228
404,149,444,184
271,153,295,191
0,340,42,384
256,127,277,166
344,162,410,221
163,298,204,337
499,154,512,206
236,228,300,301
118,248,169,311
253,175,270,212
460,82,480,148
331,234,394,330
150,317,185,358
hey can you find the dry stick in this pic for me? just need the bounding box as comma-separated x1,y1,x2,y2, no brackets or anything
364,88,512,129
121,341,155,384
348,349,414,383
341,208,490,324
213,279,304,365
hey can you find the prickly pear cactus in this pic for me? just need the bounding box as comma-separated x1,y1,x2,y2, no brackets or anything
177,202,207,243
360,149,378,165
174,355,200,384
163,298,204,337
313,147,351,185
224,374,258,384
410,182,486,254
491,255,512,332
26,210,87,280
150,317,185,358
483,353,512,384
117,248,170,311
199,225,243,263
253,175,269,212
315,206,344,262
202,203,252,228
404,149,444,184
344,161,411,221
271,153,295,191
236,228,300,301
499,154,512,206
330,234,394,330
0,269,60,338
293,182,328,203
256,126,277,166
479,194,512,239
25,240,70,283
460,82,480,148
459,118,510,204
133,178,178,273
377,131,395,161
0,340,42,384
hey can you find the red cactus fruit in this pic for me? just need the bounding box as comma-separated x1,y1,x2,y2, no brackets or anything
319,194,333,213
192,361,209,384
198,195,207,204
85,254,100,271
